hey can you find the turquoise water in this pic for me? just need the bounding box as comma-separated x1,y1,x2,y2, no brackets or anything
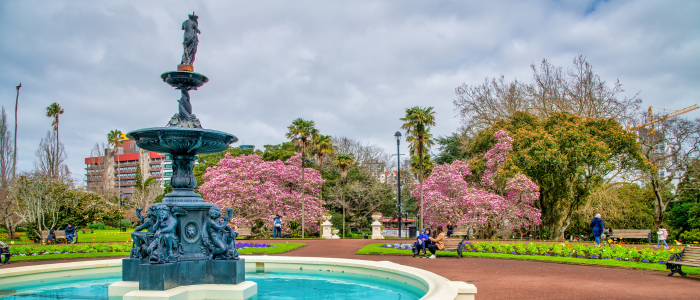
0,270,424,300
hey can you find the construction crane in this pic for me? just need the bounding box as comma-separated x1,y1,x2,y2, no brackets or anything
627,104,700,135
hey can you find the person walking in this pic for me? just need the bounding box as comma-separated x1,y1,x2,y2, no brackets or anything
273,215,282,239
657,225,669,249
427,226,446,259
65,223,76,244
590,214,604,247
0,240,10,265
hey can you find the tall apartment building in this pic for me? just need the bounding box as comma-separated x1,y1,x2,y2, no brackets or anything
85,139,166,199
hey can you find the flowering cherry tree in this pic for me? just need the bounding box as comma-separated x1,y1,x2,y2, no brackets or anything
412,130,541,231
199,153,326,236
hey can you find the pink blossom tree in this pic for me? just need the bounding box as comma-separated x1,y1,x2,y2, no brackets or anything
199,153,326,237
412,130,541,232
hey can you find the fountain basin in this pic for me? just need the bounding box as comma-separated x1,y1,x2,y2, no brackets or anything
127,127,237,155
0,257,477,300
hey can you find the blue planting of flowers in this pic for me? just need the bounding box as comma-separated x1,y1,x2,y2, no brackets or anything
236,243,276,249
380,244,413,250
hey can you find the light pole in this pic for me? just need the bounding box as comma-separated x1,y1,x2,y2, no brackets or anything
395,131,402,239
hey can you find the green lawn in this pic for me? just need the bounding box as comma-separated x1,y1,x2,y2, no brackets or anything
238,242,305,254
4,230,133,245
9,252,130,262
3,242,304,263
356,243,700,275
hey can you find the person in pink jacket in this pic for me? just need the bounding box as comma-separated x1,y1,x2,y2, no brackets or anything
657,225,669,249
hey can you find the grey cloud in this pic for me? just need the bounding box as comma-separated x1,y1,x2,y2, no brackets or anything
0,0,698,181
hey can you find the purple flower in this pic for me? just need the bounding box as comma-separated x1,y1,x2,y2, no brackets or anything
577,255,584,258
591,254,597,259
616,257,621,260
641,259,649,263
658,261,665,264
544,253,550,256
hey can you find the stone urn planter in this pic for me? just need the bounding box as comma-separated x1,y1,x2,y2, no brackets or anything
321,215,332,223
372,215,382,222
331,229,340,239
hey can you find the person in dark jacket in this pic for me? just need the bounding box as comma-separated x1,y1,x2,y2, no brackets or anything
46,230,56,244
590,214,604,246
0,240,10,265
65,223,76,244
446,221,454,238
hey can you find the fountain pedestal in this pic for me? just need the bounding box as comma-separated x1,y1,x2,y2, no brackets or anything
371,221,384,239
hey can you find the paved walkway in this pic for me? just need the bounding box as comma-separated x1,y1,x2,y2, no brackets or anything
3,239,699,299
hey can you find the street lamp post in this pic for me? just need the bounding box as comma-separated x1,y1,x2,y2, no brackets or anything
394,131,402,239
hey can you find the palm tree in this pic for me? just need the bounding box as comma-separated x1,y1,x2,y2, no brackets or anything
311,133,333,202
45,102,64,178
334,154,354,239
286,118,316,238
400,106,436,229
311,133,333,168
108,129,123,201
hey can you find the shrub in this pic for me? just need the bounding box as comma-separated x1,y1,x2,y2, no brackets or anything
87,223,106,230
679,229,700,243
119,219,133,228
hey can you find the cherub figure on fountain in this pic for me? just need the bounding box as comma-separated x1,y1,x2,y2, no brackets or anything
130,207,158,259
201,206,239,260
147,204,187,264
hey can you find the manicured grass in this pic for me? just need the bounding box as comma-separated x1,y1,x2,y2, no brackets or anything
2,243,304,263
8,252,129,262
5,230,133,245
356,243,700,275
238,242,305,254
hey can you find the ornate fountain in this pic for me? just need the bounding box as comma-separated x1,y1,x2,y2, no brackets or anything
110,13,255,300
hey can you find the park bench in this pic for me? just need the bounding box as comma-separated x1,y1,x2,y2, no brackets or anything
236,227,252,239
610,229,651,244
666,246,700,277
41,230,78,244
444,228,470,258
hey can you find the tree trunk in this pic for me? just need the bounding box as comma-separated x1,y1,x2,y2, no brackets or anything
55,118,59,178
301,144,305,239
419,153,424,230
3,222,15,240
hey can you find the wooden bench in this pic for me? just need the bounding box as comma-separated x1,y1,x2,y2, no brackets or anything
236,227,252,239
667,246,700,276
41,230,78,244
444,228,470,258
610,229,651,244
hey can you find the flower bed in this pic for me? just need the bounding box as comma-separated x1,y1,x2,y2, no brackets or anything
9,243,132,256
381,243,413,250
376,241,682,264
462,242,674,264
236,242,276,249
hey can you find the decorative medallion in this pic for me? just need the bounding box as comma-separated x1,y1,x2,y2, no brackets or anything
183,220,200,244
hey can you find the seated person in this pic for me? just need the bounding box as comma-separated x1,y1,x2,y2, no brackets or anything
64,223,76,244
46,230,56,244
413,228,431,258
0,240,10,265
427,226,446,259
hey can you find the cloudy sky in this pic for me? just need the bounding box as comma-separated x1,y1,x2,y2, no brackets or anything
1,0,698,183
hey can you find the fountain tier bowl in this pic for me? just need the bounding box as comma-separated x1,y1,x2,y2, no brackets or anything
127,127,237,155
161,71,209,88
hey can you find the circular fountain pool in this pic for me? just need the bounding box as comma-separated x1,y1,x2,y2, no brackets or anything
0,270,423,300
